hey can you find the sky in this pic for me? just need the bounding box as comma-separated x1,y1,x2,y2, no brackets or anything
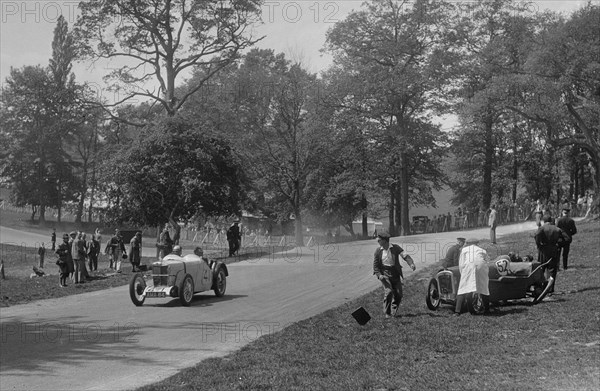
0,1,591,91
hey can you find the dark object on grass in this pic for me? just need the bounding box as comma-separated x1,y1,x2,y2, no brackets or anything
351,307,371,325
138,265,148,272
122,254,128,259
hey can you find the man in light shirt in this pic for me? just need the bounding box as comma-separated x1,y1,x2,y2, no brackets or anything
372,231,416,318
488,205,498,244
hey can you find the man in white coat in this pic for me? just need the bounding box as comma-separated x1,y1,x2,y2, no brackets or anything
454,238,490,315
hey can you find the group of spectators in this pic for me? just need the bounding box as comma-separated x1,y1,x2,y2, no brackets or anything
418,192,593,234
53,228,143,287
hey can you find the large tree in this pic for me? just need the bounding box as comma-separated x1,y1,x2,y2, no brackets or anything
450,0,539,211
324,0,454,235
74,0,263,118
509,4,600,208
102,116,247,231
0,66,77,221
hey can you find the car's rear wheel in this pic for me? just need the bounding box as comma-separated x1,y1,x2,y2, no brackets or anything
179,274,194,306
467,292,486,315
129,273,146,307
213,268,227,297
426,279,440,310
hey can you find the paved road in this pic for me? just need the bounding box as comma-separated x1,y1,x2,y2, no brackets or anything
0,222,538,390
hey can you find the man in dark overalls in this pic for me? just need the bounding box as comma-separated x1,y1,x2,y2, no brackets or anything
535,215,571,293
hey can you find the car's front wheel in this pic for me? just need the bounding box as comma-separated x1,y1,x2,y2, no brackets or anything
213,268,226,297
467,292,486,315
129,273,146,307
179,274,194,306
426,279,440,310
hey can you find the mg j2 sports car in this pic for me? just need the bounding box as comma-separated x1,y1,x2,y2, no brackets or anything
129,253,228,306
426,255,555,314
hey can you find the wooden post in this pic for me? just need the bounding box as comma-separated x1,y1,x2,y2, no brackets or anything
1,259,5,280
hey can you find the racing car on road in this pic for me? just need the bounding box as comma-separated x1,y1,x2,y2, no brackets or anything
426,255,554,314
129,253,228,306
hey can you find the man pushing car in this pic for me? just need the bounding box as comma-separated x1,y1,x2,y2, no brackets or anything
454,238,490,316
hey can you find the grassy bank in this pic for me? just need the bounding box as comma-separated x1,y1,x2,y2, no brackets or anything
137,221,600,391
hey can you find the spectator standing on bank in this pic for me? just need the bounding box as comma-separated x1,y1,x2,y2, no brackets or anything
67,231,76,280
577,194,586,217
227,220,242,257
71,232,86,284
157,225,173,259
534,199,544,227
37,243,46,268
51,229,56,251
535,215,571,293
556,208,577,270
107,229,126,272
372,231,416,318
129,231,142,272
584,193,594,218
55,234,71,287
88,234,101,271
489,205,498,244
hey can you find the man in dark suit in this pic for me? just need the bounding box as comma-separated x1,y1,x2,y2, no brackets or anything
372,231,416,318
227,220,241,257
556,208,577,270
535,215,571,292
442,238,466,268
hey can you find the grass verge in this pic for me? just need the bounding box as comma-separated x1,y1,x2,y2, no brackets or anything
137,221,600,391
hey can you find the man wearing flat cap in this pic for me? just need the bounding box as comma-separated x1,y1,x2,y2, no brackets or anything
442,238,466,268
556,208,577,270
372,231,416,318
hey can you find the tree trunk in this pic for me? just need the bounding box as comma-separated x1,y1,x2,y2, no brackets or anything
294,208,304,246
512,141,518,202
362,212,368,238
388,186,396,236
39,205,46,222
399,154,410,236
482,116,494,210
75,164,88,223
395,180,402,235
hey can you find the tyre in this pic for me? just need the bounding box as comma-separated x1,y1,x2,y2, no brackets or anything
533,277,554,304
467,292,486,315
129,273,146,307
213,268,227,297
426,279,440,310
179,274,194,306
531,284,544,299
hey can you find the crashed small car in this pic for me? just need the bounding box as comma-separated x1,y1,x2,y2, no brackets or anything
426,255,554,314
129,253,228,306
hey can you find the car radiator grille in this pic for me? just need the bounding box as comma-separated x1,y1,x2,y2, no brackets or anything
438,274,454,294
153,265,169,286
